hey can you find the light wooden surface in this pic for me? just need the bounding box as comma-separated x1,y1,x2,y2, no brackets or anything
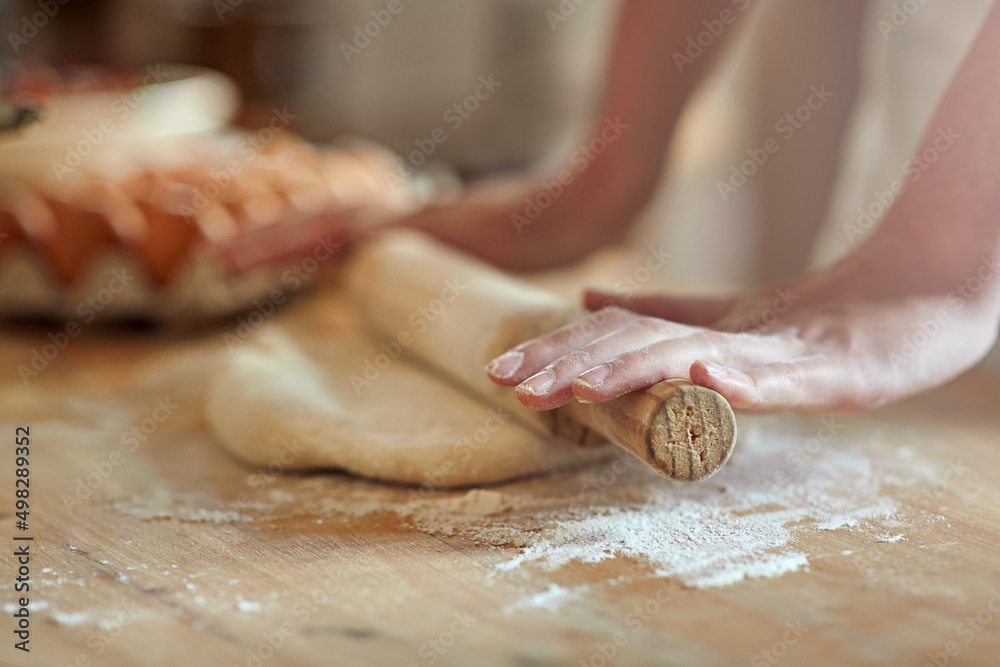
2,269,1000,667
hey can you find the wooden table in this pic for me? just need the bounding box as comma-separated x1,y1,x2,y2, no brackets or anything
2,272,1000,667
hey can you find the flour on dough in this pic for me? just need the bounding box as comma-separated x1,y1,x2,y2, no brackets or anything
205,326,611,487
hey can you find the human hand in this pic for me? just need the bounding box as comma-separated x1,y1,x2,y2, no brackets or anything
485,245,1000,412
216,207,365,272
218,166,645,274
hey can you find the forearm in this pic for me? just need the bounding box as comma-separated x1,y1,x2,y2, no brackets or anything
861,0,1000,312
403,171,644,270
409,0,749,270
482,2,1000,414
594,0,751,198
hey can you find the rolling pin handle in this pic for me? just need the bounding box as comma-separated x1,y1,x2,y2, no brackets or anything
551,380,737,482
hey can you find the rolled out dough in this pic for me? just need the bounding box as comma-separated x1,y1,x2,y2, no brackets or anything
204,296,611,487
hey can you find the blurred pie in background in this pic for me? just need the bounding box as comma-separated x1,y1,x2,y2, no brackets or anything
0,62,422,322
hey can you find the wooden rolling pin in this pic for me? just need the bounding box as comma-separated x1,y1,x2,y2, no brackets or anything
346,230,736,482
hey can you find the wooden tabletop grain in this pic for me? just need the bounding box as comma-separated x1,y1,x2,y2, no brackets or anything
2,277,1000,667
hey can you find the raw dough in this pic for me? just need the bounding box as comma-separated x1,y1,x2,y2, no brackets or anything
204,294,611,487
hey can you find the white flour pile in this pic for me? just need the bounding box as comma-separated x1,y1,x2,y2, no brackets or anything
325,414,939,589
96,415,941,598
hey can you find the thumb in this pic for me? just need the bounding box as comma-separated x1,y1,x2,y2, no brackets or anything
583,289,734,327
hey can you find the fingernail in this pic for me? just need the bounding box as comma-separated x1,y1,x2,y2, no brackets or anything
518,370,556,396
576,363,611,389
700,360,729,378
485,350,524,379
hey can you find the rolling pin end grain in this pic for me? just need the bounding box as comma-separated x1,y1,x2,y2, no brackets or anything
647,384,737,482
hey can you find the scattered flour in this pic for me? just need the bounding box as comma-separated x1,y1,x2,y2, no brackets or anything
877,534,907,543
320,415,941,590
683,553,811,588
235,596,262,613
51,610,92,626
501,583,581,614
19,415,943,631
487,420,928,587
110,489,254,524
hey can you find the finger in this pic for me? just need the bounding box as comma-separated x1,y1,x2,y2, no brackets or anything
567,332,813,404
566,336,723,404
513,317,689,410
584,289,734,326
690,357,857,411
485,306,656,386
